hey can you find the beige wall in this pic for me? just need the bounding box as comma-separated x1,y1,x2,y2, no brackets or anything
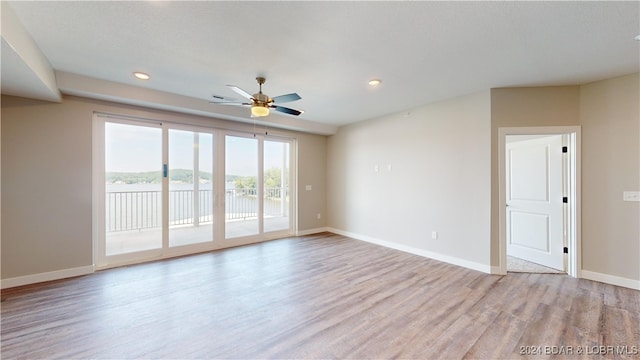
2,96,93,278
490,86,581,267
327,90,492,267
3,73,637,285
490,74,639,282
297,133,327,231
327,74,638,283
580,73,639,280
1,95,327,279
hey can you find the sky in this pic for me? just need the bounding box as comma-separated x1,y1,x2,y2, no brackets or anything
105,122,289,176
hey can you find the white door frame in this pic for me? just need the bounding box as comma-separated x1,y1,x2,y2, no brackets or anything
498,126,581,277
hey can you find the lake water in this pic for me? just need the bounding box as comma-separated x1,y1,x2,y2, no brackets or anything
105,182,286,232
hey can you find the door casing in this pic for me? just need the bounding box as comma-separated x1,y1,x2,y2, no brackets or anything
498,126,581,277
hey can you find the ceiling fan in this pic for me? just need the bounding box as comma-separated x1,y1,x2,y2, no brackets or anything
212,77,303,118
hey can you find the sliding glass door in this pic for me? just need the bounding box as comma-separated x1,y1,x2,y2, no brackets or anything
225,135,259,238
263,140,291,233
104,121,163,256
168,128,215,247
225,135,293,239
96,114,294,268
100,119,217,266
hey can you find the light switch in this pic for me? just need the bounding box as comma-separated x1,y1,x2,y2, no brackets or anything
305,185,312,191
374,164,379,172
623,191,640,202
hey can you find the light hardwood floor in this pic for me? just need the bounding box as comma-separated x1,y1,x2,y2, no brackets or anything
2,232,639,359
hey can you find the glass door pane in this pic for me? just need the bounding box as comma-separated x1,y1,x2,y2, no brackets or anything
169,129,214,247
264,140,290,233
225,135,259,238
105,122,162,255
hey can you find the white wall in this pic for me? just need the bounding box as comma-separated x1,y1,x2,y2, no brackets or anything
327,91,492,270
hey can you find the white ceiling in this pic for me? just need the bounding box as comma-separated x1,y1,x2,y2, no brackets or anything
2,1,639,134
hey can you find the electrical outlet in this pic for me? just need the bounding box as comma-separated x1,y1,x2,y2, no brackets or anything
431,231,438,240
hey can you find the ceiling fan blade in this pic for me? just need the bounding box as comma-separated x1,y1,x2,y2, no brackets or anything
271,93,301,104
272,105,303,116
211,94,238,101
209,101,251,106
227,85,254,100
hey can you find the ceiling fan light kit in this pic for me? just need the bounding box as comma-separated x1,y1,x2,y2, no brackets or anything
251,105,270,117
213,77,303,118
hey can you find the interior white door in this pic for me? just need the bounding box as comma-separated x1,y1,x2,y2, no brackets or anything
506,135,564,271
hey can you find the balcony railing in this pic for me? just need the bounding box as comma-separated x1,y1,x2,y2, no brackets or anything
106,191,161,232
106,188,288,233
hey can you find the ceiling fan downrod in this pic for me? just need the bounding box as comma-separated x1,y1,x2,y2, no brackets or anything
256,77,266,94
253,77,269,106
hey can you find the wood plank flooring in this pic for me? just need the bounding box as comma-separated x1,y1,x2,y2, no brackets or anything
2,232,639,359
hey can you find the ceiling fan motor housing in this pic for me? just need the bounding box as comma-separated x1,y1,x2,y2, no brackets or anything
253,92,271,107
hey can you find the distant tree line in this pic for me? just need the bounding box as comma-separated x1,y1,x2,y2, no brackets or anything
107,168,286,192
106,169,215,184
234,168,286,196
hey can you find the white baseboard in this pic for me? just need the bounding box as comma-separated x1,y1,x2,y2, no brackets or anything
296,227,330,236
327,227,492,274
581,270,640,290
1,265,95,289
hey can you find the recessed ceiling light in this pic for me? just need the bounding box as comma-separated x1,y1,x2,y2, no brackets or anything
133,72,150,80
368,79,382,86
635,34,640,41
